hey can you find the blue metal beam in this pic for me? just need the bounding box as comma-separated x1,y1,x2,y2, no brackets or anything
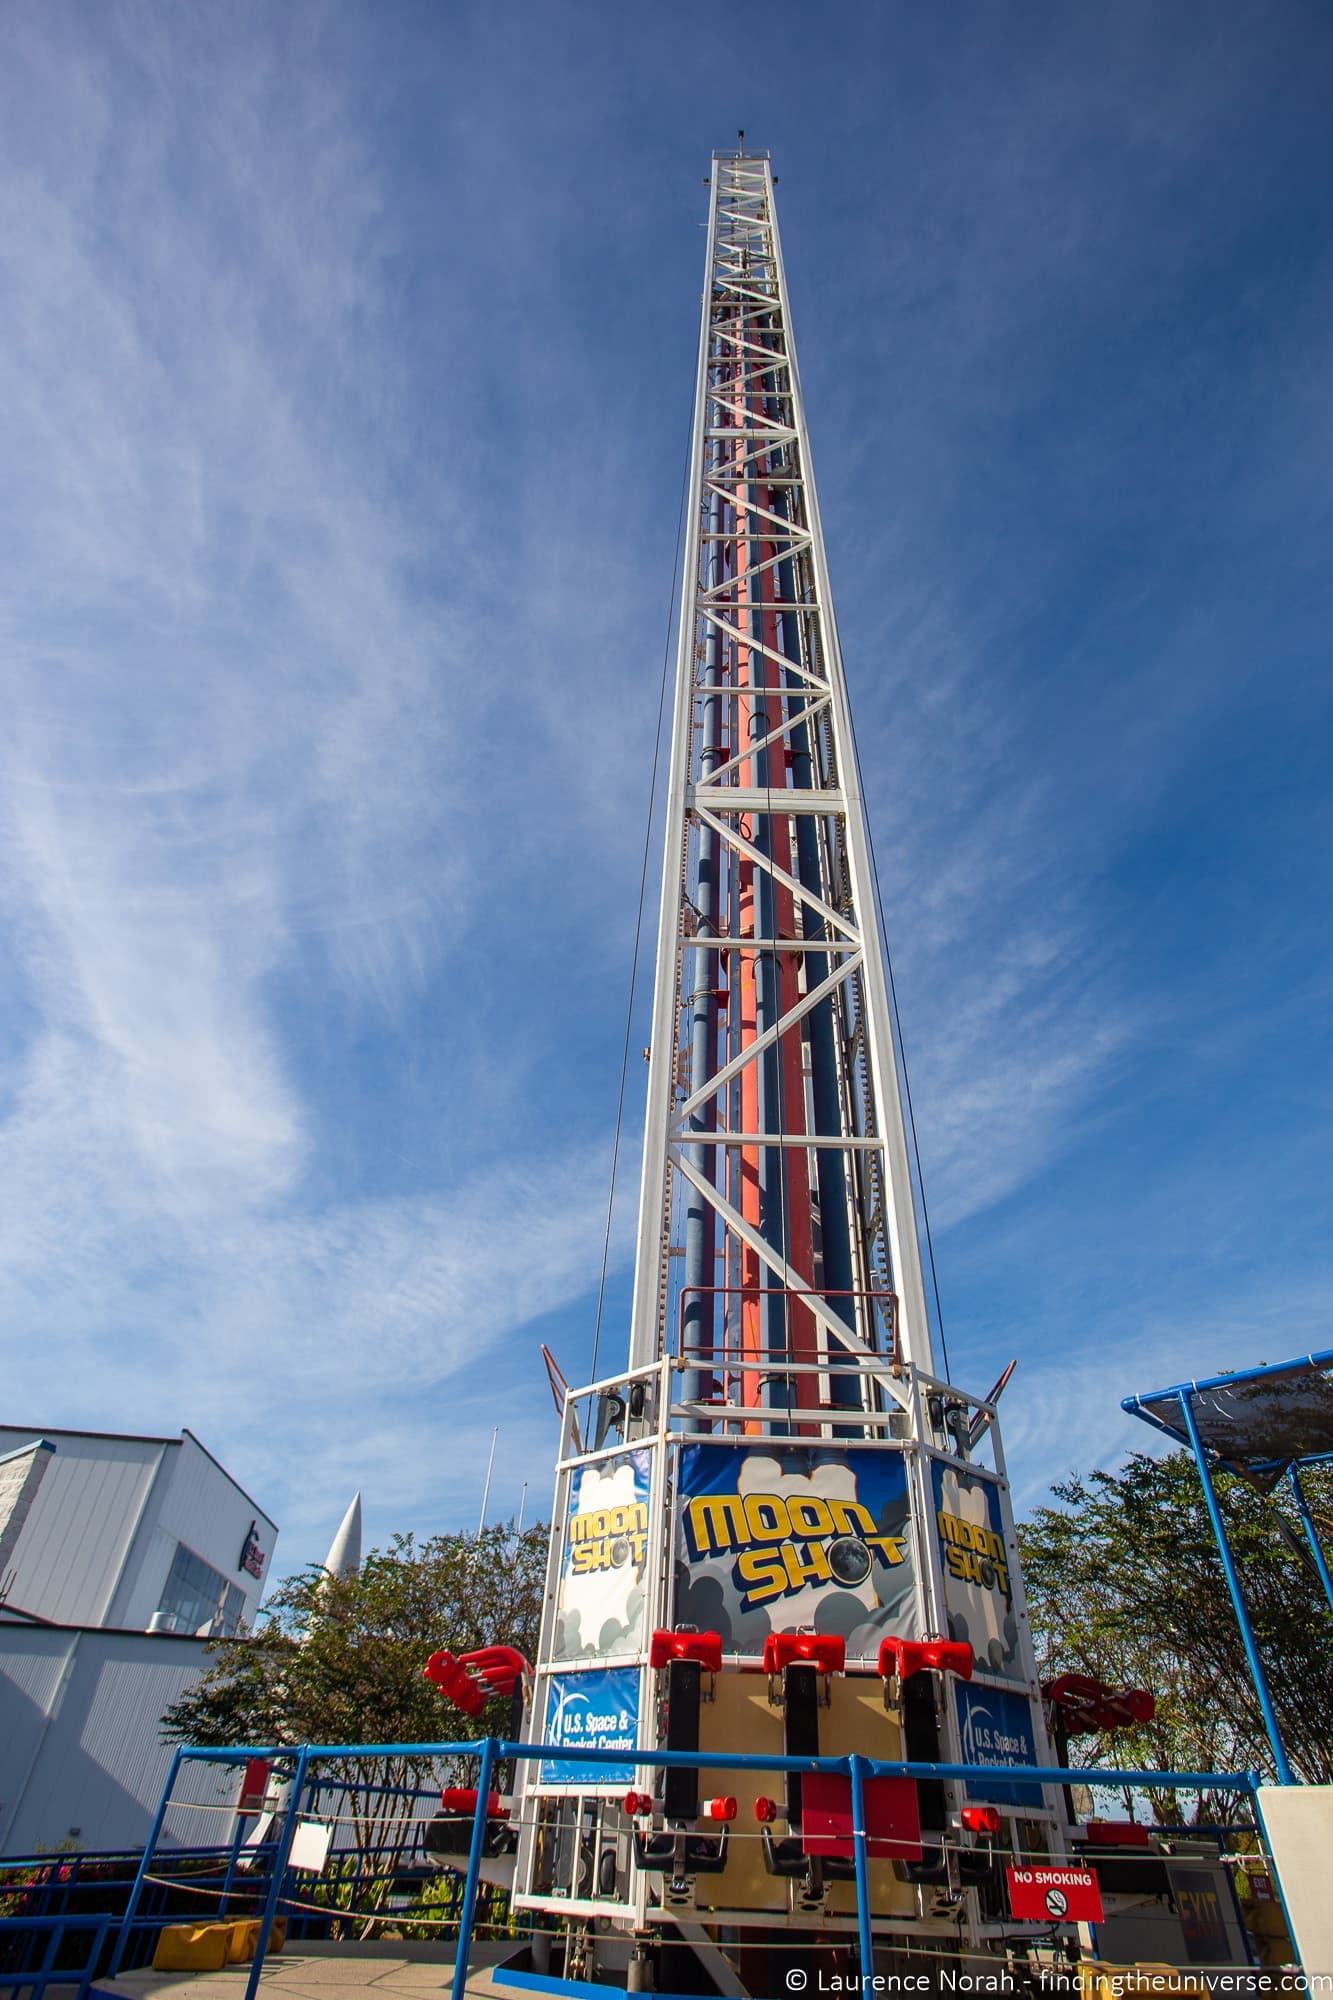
1179,1391,1295,1785
849,1753,874,1986
167,1734,1257,1794
1123,1346,1333,1427
451,1734,497,2000
1288,1464,1333,1618
108,1744,183,1974
245,1747,310,2000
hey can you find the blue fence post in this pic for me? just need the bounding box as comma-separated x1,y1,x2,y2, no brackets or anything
848,1753,874,1989
451,1737,496,2000
244,1749,310,2000
1179,1391,1295,1785
1288,1465,1333,1618
218,1798,249,1919
108,1744,183,1973
37,1920,61,1998
80,1917,110,2000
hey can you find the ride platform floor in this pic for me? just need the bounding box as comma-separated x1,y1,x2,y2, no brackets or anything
93,1938,516,2000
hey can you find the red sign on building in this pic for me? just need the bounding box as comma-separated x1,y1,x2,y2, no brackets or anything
1007,1865,1104,1923
239,1520,266,1578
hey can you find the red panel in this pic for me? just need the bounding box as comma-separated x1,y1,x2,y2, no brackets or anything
877,1637,927,1681
762,1630,846,1676
1044,1672,1155,1732
439,1787,506,1819
460,1645,529,1697
921,1639,974,1681
1007,1865,1104,1923
1101,1687,1156,1727
422,1648,486,1717
238,1759,269,1811
878,1635,974,1682
649,1628,723,1671
1080,1820,1151,1848
799,1773,922,1862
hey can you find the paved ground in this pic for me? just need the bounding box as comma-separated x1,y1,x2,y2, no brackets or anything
96,1939,519,2000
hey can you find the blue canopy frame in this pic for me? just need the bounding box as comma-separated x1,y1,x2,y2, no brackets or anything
1123,1348,1333,1786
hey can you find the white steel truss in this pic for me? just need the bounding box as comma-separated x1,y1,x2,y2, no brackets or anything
628,152,935,1396
512,156,1060,1962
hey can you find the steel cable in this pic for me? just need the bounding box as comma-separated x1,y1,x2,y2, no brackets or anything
589,409,693,1382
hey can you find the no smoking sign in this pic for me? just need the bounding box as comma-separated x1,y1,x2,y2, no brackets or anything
1007,1865,1104,1923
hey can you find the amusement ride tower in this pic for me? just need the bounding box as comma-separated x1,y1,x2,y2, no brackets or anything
511,146,1057,1989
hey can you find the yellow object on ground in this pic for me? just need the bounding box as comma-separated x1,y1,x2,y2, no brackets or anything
152,1924,232,1973
223,1916,288,1961
1078,1966,1211,1999
224,1920,261,1963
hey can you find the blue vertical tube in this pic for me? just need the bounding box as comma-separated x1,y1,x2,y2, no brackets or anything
1179,1395,1294,1784
109,1745,182,1973
849,1754,875,1988
682,416,723,1405
245,1749,310,2000
451,1737,497,2000
744,299,788,1418
1287,1465,1333,1617
746,461,787,1422
218,1803,249,1916
768,465,860,1412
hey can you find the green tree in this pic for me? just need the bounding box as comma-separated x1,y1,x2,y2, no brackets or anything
1019,1451,1333,1817
163,1522,549,1910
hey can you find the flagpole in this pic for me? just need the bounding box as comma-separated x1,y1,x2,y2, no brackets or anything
477,1426,499,1534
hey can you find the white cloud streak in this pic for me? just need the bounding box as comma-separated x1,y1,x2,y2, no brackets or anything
1,1,1327,1565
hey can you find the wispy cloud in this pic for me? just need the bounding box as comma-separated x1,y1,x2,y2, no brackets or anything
1,0,1328,1567
998,1270,1333,1511
0,7,635,1560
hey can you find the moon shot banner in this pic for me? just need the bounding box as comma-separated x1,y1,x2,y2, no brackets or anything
933,1460,1023,1680
673,1443,915,1660
551,1449,651,1662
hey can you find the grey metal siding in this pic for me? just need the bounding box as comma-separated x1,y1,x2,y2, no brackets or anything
0,1627,227,1855
115,1432,277,1632
0,1433,162,1627
0,1633,76,1851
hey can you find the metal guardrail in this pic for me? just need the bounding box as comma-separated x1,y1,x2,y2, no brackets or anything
106,1735,1271,2000
0,1914,109,2000
0,1839,454,1988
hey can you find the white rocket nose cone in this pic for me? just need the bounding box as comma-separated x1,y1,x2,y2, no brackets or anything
322,1492,363,1578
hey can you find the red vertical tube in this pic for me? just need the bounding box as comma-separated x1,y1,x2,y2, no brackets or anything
730,330,764,1419
756,476,819,1423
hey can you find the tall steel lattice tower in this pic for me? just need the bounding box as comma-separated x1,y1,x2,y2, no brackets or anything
630,156,932,1400
514,149,1057,1989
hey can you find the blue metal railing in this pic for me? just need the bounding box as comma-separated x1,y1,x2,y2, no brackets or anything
0,1915,109,2000
0,1848,247,1990
0,1834,481,1992
106,1736,1265,2000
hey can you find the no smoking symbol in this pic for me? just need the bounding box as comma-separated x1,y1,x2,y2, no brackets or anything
1044,1887,1069,1919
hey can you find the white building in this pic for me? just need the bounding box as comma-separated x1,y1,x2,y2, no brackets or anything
0,1425,278,1856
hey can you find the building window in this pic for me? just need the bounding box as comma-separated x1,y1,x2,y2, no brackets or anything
155,1543,247,1636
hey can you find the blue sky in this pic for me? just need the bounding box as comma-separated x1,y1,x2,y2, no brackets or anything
1,0,1329,1573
